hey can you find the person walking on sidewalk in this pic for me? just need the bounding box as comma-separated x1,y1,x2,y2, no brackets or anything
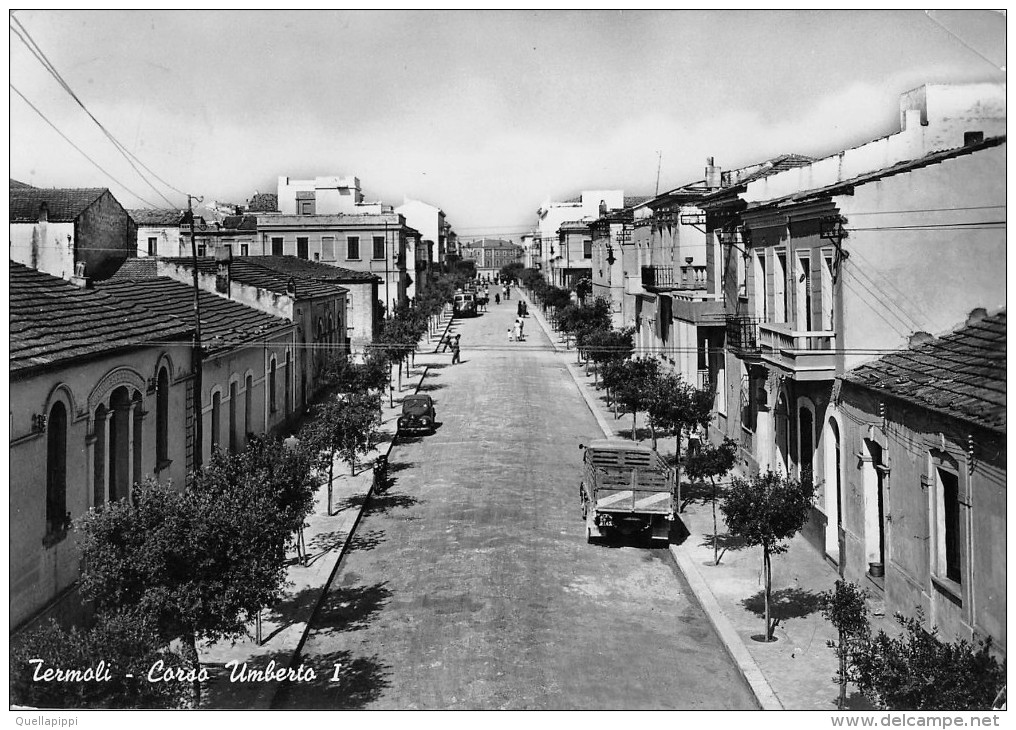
518,317,525,340
451,334,461,364
495,292,501,305
440,333,452,352
513,319,522,342
517,300,524,318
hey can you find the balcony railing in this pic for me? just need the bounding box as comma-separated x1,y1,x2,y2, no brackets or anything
680,265,707,290
641,265,675,289
758,322,837,380
726,315,761,356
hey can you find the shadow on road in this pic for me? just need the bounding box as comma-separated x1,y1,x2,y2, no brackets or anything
313,581,392,634
347,527,385,553
271,649,391,709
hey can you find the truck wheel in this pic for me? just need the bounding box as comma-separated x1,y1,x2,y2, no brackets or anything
586,526,595,544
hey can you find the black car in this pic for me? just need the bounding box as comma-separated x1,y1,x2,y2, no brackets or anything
398,394,436,434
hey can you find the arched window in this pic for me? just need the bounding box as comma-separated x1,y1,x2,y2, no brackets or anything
244,374,253,441
285,351,292,416
228,381,238,452
46,401,68,539
108,387,131,502
93,404,107,506
156,367,169,466
131,391,143,492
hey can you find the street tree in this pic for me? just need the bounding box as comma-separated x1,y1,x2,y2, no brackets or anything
574,276,593,303
820,579,871,709
613,357,661,441
332,392,383,476
720,470,816,642
76,475,292,707
10,610,189,709
684,437,738,565
851,611,1005,710
583,327,633,384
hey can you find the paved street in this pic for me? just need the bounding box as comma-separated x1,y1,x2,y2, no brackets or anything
274,295,757,710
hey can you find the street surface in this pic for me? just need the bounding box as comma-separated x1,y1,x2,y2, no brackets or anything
274,293,757,710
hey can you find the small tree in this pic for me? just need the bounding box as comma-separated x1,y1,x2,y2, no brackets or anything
720,470,816,642
820,579,870,709
10,611,189,709
332,392,383,476
76,476,292,707
574,276,593,303
851,611,1005,710
684,437,738,565
613,357,661,441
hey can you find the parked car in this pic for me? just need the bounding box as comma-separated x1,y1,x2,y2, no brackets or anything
398,394,436,434
453,292,477,317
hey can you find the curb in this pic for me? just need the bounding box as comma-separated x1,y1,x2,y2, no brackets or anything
263,357,435,709
526,293,780,711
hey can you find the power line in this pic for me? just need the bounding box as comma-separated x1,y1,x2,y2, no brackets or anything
10,83,162,209
10,16,187,208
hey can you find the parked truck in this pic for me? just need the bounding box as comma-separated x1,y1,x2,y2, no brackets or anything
579,439,675,544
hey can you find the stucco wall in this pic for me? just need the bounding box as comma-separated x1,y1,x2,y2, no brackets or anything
837,144,1005,370
77,192,136,281
10,221,75,280
836,382,1006,656
10,344,192,628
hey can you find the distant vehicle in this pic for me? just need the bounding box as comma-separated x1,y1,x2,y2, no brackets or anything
398,394,436,435
579,440,675,544
453,292,477,317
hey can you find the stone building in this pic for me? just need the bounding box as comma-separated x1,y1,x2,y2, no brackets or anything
10,185,136,282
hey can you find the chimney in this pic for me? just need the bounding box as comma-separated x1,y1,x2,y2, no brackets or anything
287,276,297,296
705,157,722,189
599,200,607,217
908,331,934,348
70,261,91,288
966,307,988,326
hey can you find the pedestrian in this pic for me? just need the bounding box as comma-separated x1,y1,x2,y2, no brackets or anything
518,317,525,340
513,319,522,342
507,326,514,342
517,300,524,317
451,334,461,364
440,333,451,352
522,300,528,317
505,285,511,301
495,292,501,305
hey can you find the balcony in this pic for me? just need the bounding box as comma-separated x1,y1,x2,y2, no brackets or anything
726,315,761,357
642,265,707,292
679,265,707,290
759,322,837,380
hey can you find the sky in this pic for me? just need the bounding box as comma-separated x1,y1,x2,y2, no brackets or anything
8,10,1006,241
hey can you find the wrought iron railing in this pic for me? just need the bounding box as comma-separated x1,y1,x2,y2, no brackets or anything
726,315,761,355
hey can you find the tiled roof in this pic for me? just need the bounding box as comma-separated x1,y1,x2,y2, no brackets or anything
108,257,160,280
10,262,192,377
96,277,291,355
220,215,258,231
159,257,350,299
10,187,108,223
844,310,1006,433
243,256,377,283
129,208,185,226
735,153,816,185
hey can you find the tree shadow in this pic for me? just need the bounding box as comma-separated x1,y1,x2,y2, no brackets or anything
260,585,321,642
740,586,826,623
346,527,384,553
426,363,449,370
699,531,752,559
416,382,446,392
312,581,392,635
334,489,420,518
678,479,716,509
270,649,391,709
304,529,348,566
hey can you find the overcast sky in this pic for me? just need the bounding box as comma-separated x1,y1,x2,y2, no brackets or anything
9,10,1006,240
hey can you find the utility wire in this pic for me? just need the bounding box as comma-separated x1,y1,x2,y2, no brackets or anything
10,83,162,209
10,17,187,208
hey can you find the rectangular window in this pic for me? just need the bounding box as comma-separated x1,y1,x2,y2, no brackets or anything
299,200,315,215
297,237,309,259
937,468,962,585
322,236,336,261
347,236,360,260
271,237,284,256
775,250,788,324
583,240,593,259
373,236,385,260
211,392,221,453
244,375,253,438
147,237,157,256
223,243,232,258
821,249,835,331
228,382,237,452
796,252,812,331
753,250,768,320
240,243,249,256
197,242,207,257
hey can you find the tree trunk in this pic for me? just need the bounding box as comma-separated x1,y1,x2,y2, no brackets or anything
297,525,306,566
712,478,719,565
650,420,657,450
327,456,335,515
763,545,772,641
838,628,847,709
593,362,598,385
631,410,637,441
184,632,201,708
674,434,683,513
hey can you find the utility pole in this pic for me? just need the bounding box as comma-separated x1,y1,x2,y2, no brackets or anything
186,194,204,469
655,151,663,196
384,219,390,320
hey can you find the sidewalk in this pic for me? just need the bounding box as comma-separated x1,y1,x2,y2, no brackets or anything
524,292,886,712
200,306,456,709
